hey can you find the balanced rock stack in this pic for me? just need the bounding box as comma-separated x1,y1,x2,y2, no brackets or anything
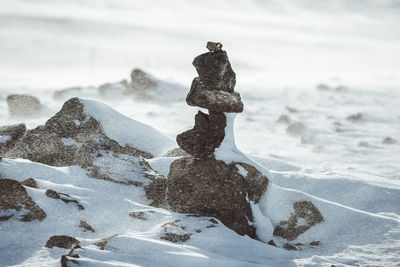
163,43,268,239
176,42,243,158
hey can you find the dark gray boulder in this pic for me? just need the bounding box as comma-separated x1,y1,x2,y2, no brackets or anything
273,201,324,241
7,94,42,116
176,111,226,158
0,179,46,222
165,157,269,238
45,235,79,249
0,123,26,156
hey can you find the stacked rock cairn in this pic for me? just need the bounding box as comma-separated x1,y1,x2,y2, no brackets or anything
177,42,243,157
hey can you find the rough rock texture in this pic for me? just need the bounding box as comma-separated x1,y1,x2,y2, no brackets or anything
4,98,161,185
7,94,42,116
60,252,79,267
192,50,236,93
177,42,244,158
273,201,324,241
160,220,192,243
187,78,243,113
165,157,269,238
176,111,226,158
144,178,168,207
45,235,80,249
21,178,38,188
0,179,46,222
0,123,26,155
186,49,244,112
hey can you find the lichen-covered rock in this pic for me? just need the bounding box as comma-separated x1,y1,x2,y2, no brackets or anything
7,94,42,116
176,111,226,158
45,235,79,249
0,179,46,222
165,157,269,238
0,123,26,156
273,201,323,241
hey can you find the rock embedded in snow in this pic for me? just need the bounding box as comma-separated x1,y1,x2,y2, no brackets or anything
45,235,80,249
45,189,84,210
0,123,26,155
4,97,171,184
382,136,397,144
166,157,269,238
79,220,95,232
93,234,119,250
273,201,323,241
127,68,158,97
21,178,38,188
7,94,42,116
0,178,46,222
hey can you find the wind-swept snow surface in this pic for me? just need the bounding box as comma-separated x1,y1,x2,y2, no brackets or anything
1,0,400,266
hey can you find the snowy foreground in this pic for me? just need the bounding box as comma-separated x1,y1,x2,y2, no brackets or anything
1,85,400,266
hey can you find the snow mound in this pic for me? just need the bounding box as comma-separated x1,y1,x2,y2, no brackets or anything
80,98,175,156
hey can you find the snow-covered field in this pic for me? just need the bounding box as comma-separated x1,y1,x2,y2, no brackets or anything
1,0,400,266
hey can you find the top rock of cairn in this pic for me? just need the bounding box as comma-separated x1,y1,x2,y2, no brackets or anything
186,42,243,113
